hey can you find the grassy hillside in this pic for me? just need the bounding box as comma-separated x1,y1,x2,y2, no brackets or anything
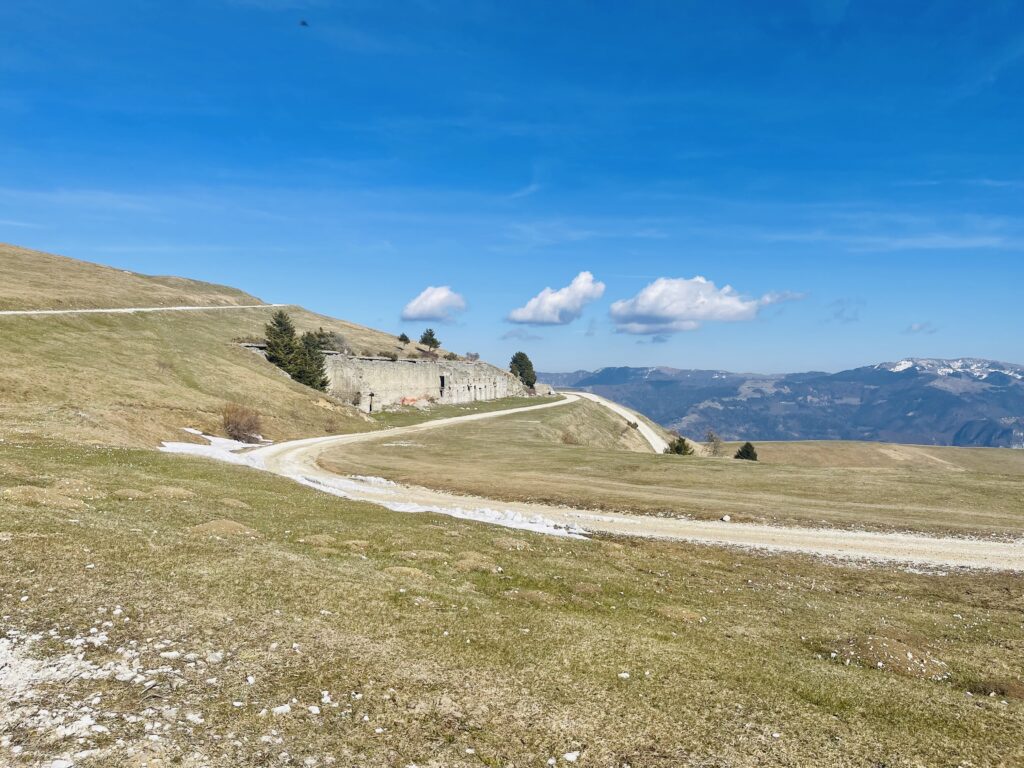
720,439,1024,474
0,247,468,446
2,439,1022,767
0,243,261,310
321,403,1024,537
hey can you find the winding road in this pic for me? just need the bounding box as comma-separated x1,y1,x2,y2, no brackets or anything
165,394,1024,572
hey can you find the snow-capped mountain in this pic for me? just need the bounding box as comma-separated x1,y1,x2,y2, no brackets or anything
540,358,1024,448
875,358,1024,380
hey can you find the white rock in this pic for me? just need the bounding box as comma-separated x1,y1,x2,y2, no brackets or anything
272,704,291,716
563,753,581,763
617,672,630,679
721,515,731,522
308,705,320,715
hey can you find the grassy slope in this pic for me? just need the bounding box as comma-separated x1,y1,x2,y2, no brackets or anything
2,440,1022,767
0,247,483,446
0,243,259,310
322,403,1024,536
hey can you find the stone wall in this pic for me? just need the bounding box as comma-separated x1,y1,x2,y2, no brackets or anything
325,355,528,412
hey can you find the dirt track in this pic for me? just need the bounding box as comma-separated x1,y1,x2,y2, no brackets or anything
234,396,1024,572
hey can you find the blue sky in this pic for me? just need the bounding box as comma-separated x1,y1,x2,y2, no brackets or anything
1,1,1022,373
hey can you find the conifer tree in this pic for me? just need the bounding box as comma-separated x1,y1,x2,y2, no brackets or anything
509,351,537,388
419,328,440,350
734,442,758,461
294,331,329,391
264,310,299,370
398,333,410,344
664,436,694,455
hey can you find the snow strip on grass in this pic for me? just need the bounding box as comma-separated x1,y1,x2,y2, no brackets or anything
159,431,585,538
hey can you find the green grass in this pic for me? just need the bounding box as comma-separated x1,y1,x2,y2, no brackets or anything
322,401,1024,537
2,439,1023,766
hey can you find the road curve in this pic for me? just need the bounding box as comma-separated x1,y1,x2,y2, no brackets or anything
199,395,1024,572
572,391,669,453
0,303,284,317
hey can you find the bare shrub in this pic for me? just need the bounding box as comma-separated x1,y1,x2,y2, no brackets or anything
222,403,262,443
560,430,581,445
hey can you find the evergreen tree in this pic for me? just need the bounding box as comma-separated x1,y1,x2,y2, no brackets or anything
419,328,440,350
509,351,537,388
664,436,694,455
734,442,758,461
294,331,329,391
398,333,410,344
264,310,299,370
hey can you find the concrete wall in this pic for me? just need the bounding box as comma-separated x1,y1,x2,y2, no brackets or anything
325,355,528,412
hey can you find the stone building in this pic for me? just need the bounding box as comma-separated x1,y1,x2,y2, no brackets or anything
325,355,528,413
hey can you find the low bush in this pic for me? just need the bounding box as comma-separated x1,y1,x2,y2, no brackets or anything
222,403,262,443
734,442,758,461
665,436,694,455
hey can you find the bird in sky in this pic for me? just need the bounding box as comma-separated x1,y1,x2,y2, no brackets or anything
299,19,309,27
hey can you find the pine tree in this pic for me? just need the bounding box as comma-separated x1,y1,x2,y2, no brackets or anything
664,436,694,455
398,333,410,344
509,351,537,388
419,328,440,350
734,442,758,461
294,331,329,391
264,310,299,370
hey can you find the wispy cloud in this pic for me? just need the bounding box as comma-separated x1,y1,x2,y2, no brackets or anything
501,328,542,342
825,298,864,325
904,321,938,335
508,182,541,200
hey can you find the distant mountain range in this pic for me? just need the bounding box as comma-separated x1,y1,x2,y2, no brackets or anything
539,358,1024,448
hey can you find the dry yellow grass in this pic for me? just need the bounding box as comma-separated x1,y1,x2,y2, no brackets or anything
0,247,474,446
2,439,1023,767
0,243,259,310
322,401,1024,537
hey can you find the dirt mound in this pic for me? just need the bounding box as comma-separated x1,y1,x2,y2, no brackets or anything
1,485,85,510
219,497,251,510
453,551,501,574
188,519,259,537
969,677,1024,700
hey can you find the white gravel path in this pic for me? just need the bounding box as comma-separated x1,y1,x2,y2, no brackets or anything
162,394,1024,572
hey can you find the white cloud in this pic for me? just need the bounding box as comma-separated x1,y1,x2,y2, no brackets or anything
400,285,466,322
507,271,606,325
609,276,797,335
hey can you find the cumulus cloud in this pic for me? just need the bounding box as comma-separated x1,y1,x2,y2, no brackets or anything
400,285,466,322
609,276,798,335
507,271,605,325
